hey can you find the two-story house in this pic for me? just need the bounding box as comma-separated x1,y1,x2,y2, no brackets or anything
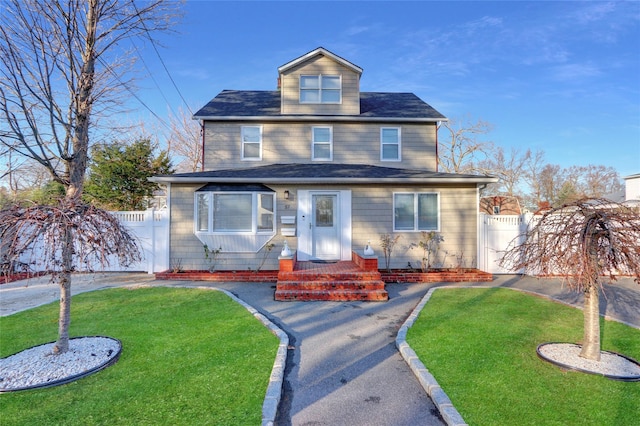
151,47,496,275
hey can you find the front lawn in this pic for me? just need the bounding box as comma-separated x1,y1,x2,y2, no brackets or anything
0,286,279,425
407,288,640,425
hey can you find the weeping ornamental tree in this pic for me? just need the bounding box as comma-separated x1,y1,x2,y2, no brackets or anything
0,0,177,354
501,198,640,361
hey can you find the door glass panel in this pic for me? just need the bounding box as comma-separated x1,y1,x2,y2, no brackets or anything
315,195,334,227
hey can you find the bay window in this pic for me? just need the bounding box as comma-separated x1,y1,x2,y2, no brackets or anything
195,190,275,234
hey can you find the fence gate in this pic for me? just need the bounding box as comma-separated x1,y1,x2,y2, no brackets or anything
478,213,530,274
109,209,169,273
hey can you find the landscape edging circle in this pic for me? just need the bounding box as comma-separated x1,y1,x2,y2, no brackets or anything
0,336,122,393
536,342,640,382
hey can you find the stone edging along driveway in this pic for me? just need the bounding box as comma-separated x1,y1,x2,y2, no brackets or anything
396,287,467,426
187,286,288,426
396,283,640,426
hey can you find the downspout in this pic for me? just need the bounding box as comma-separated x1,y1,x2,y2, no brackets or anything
163,182,171,273
200,120,205,172
477,183,488,271
435,121,443,172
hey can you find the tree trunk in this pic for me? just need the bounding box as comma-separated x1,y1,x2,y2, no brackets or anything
53,225,73,354
51,0,98,355
580,283,601,361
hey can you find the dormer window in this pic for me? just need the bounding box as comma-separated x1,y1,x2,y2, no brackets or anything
300,75,341,103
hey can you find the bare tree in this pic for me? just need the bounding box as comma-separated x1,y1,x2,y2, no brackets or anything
438,116,494,174
537,164,564,207
501,198,640,361
0,0,177,354
578,165,624,199
479,146,532,196
521,149,547,209
0,200,141,344
166,106,202,172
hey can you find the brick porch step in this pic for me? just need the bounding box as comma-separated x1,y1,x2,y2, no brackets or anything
277,271,383,281
275,260,389,301
276,280,386,291
274,288,389,301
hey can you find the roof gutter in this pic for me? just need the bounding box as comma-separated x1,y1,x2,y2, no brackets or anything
192,115,448,123
149,175,498,185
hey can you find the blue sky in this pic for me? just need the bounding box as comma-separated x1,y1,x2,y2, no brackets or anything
132,1,640,177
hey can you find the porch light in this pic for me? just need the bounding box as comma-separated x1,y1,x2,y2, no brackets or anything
284,190,290,200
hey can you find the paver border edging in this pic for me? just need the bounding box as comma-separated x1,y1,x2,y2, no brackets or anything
190,286,288,426
396,286,468,426
397,284,640,426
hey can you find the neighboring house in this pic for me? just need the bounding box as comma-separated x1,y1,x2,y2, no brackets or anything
479,195,522,215
624,173,640,203
151,48,496,271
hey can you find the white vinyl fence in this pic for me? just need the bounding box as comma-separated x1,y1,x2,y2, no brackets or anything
106,209,169,273
4,209,169,275
6,210,532,275
477,213,535,274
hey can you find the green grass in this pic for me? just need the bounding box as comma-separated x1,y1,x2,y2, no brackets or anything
0,287,279,425
407,288,640,425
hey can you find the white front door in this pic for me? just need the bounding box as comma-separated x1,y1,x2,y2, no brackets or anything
296,190,352,261
312,193,340,260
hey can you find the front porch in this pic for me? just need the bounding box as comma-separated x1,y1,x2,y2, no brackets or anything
275,251,389,301
155,251,492,301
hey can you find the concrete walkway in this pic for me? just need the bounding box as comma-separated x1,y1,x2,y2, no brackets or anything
2,273,639,426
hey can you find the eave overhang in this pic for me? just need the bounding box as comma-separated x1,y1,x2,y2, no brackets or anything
151,174,497,185
278,47,363,76
192,115,447,123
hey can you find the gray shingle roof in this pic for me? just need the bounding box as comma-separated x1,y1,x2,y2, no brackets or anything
193,90,446,120
151,163,496,184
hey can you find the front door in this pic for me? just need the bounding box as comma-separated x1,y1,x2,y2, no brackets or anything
312,194,340,260
296,190,351,261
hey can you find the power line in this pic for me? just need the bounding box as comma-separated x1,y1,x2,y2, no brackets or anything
96,55,173,134
131,0,194,116
132,41,177,119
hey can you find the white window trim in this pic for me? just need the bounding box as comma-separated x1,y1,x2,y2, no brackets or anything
299,74,342,104
194,192,275,235
241,125,262,161
392,192,440,232
312,126,333,161
380,127,401,162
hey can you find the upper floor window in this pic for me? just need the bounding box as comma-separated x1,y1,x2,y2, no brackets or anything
312,126,333,161
300,75,341,104
393,192,439,231
241,126,262,160
381,127,401,161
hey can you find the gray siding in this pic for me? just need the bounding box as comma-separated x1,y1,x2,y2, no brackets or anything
170,183,478,271
203,121,437,171
351,185,479,270
170,183,293,271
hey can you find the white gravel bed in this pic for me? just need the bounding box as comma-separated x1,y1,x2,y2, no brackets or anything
538,343,640,378
0,336,121,391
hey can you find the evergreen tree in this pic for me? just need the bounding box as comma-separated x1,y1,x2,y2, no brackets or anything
84,139,173,210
